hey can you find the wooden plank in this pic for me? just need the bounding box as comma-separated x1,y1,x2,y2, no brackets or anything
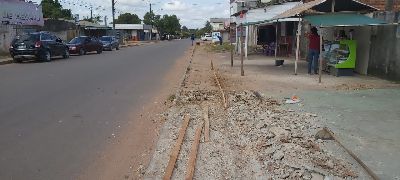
185,122,204,180
204,106,210,142
163,115,191,180
323,127,380,180
214,70,228,109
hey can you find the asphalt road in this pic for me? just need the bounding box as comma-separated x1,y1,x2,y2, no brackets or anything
0,40,190,180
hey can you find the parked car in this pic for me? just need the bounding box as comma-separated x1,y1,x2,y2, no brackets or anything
100,36,119,51
201,34,213,41
9,31,70,63
67,36,103,55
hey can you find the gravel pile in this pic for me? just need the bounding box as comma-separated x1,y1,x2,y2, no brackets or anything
145,90,360,179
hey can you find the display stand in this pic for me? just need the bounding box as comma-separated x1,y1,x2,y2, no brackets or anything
323,40,357,76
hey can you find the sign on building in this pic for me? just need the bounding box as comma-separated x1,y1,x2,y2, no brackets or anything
0,0,44,26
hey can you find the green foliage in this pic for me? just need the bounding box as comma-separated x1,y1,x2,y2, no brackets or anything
41,0,72,19
158,15,181,35
143,11,160,26
82,15,102,24
115,13,141,24
203,21,213,33
206,43,234,53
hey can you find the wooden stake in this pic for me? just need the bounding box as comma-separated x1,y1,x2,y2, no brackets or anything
163,115,191,180
323,127,380,180
211,59,214,70
319,30,323,83
185,122,204,180
204,106,210,142
295,20,301,75
214,70,227,109
240,24,244,76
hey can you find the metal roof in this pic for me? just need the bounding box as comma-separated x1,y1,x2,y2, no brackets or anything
242,2,301,25
304,13,387,27
115,24,144,30
273,0,379,20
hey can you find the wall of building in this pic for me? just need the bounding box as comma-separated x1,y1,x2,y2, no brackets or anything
0,25,16,55
368,12,400,81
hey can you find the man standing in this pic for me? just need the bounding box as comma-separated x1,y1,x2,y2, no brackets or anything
191,34,195,46
307,27,320,75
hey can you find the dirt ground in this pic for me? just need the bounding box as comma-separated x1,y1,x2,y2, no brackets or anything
143,43,386,179
77,44,194,180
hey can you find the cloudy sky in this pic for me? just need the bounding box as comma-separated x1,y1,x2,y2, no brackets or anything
31,0,230,28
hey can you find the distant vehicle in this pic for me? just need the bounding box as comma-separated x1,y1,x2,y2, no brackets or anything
67,36,103,55
9,31,70,63
201,34,212,41
100,36,119,51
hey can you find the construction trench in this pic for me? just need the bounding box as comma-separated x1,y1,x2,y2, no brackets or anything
143,44,376,180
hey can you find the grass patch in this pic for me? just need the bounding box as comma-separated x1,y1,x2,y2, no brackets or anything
167,94,176,102
205,42,234,53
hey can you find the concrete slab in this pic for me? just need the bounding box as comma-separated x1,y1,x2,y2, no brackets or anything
285,89,400,180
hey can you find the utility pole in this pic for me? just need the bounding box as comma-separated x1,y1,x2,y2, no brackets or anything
112,0,116,30
90,6,93,22
150,3,152,13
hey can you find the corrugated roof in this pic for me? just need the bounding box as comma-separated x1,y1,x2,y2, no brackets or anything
273,0,379,20
243,2,301,25
273,0,326,19
115,24,143,30
304,13,387,27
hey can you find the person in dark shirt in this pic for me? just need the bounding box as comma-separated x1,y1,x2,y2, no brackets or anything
191,34,195,46
307,27,320,75
217,35,223,45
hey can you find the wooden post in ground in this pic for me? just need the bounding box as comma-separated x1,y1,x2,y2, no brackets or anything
163,115,191,180
318,29,323,83
240,23,244,76
204,106,210,142
295,20,301,75
185,123,204,180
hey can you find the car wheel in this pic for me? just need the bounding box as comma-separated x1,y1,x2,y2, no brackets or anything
13,57,22,63
97,49,102,54
41,50,51,62
116,46,119,50
63,48,70,59
79,48,84,56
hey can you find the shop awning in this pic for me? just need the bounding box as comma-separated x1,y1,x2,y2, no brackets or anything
304,13,387,27
242,2,301,26
273,0,379,20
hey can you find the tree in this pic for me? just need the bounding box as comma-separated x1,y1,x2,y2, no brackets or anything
181,26,189,32
83,15,103,24
115,13,141,24
143,11,158,26
41,0,72,19
158,15,181,35
203,21,213,33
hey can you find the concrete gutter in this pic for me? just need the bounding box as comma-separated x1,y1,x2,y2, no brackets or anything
0,58,13,65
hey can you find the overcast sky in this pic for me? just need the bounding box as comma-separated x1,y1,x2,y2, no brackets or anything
30,0,230,28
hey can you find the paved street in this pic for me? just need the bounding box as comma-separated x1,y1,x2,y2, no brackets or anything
0,40,190,180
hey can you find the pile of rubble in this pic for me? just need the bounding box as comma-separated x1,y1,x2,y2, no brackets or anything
145,90,360,179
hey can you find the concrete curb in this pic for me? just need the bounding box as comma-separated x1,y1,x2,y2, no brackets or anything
173,44,197,104
0,58,13,65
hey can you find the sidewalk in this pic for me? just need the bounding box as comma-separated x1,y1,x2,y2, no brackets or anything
0,56,12,65
145,44,371,179
212,51,400,179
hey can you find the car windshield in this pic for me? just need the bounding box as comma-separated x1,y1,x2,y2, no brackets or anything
69,37,85,44
14,34,39,44
100,37,112,41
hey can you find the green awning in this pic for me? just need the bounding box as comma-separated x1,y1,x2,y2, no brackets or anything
304,13,387,27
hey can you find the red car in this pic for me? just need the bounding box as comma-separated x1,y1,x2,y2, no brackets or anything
67,36,103,55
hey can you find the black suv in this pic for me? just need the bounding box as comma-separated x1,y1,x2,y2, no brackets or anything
9,32,70,63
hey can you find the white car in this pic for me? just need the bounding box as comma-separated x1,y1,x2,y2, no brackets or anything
201,34,213,41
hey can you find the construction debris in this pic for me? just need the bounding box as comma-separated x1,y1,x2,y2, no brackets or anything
145,90,360,179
